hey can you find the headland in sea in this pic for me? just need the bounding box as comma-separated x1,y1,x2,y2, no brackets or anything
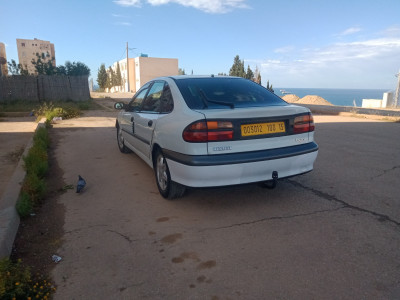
277,88,389,107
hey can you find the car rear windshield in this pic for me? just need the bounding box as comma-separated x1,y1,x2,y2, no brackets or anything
173,77,287,109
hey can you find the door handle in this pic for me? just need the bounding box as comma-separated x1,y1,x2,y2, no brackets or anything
148,120,153,127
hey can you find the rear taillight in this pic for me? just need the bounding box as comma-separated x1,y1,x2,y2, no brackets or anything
183,120,234,142
293,114,315,133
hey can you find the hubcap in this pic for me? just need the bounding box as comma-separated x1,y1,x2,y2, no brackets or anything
156,154,168,191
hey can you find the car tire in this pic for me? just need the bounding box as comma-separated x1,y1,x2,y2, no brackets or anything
117,124,131,153
154,149,185,200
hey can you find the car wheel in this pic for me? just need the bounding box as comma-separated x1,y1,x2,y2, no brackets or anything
117,124,131,153
154,149,185,200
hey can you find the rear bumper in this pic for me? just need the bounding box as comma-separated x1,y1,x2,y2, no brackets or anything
164,142,318,187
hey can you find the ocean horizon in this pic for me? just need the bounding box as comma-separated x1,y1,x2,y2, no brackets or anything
276,87,392,107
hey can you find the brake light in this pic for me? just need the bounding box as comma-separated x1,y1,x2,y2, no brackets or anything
183,120,234,142
293,114,315,133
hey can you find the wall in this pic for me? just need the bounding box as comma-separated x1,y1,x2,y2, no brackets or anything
362,99,383,108
135,57,178,92
107,57,178,93
0,75,90,102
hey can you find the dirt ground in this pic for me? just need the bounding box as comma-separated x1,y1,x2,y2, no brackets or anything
3,96,400,298
11,139,65,276
3,97,121,282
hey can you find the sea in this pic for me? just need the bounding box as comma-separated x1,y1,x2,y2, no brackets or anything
276,88,391,107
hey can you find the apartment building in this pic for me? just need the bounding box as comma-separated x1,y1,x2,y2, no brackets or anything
0,42,8,76
16,38,55,74
109,56,179,93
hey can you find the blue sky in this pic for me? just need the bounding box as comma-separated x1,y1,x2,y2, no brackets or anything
1,0,400,89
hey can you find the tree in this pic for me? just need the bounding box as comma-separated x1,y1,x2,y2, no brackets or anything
266,80,274,93
56,65,67,75
254,66,261,84
178,68,186,75
115,62,122,86
31,52,56,75
245,65,254,80
7,59,29,75
107,66,115,89
229,55,245,78
97,64,108,90
64,61,90,76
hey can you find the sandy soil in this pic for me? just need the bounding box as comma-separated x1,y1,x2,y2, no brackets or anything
282,94,333,106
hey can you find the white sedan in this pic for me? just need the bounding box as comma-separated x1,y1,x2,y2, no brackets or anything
114,76,318,199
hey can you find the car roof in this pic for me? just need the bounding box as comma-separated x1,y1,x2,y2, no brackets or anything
159,75,243,81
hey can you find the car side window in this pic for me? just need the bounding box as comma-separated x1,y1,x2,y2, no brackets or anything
160,84,174,113
141,81,165,113
128,83,151,111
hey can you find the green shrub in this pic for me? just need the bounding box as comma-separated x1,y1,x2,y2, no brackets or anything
23,145,48,178
33,127,50,150
34,101,81,122
22,173,46,203
16,192,33,218
0,258,55,299
18,126,49,217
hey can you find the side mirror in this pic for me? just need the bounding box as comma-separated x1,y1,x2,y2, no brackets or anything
114,102,125,110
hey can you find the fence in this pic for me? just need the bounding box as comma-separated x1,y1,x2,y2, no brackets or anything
0,75,90,102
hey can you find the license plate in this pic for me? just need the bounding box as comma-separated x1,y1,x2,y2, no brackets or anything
241,122,285,137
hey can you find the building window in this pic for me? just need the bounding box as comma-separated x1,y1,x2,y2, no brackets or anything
21,43,25,47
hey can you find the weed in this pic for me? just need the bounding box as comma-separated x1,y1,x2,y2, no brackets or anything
0,258,55,299
22,173,46,204
34,101,81,122
18,126,49,217
16,192,33,218
23,145,48,178
0,100,38,113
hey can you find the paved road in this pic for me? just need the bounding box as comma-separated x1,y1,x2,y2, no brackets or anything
51,110,400,300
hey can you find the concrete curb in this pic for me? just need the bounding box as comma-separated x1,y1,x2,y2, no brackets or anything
0,118,46,258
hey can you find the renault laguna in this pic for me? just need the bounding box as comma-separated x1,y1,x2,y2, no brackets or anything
114,76,318,199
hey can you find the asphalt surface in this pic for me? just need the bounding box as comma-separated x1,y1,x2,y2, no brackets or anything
48,106,400,299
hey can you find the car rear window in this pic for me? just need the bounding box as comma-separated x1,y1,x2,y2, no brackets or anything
173,77,287,109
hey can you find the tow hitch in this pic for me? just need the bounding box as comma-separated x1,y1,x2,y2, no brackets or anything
263,171,278,189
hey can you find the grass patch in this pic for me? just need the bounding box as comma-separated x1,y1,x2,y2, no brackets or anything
0,100,38,113
1,99,100,119
17,127,49,217
0,258,56,299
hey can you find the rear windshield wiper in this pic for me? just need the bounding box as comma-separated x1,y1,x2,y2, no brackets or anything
199,89,234,109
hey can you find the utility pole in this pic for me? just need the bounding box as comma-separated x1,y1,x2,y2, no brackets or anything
394,70,400,108
126,42,130,93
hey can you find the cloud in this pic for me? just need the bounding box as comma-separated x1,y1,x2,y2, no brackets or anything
114,0,249,13
337,26,362,36
113,0,141,7
274,46,294,54
258,31,400,88
115,21,132,26
112,13,129,17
